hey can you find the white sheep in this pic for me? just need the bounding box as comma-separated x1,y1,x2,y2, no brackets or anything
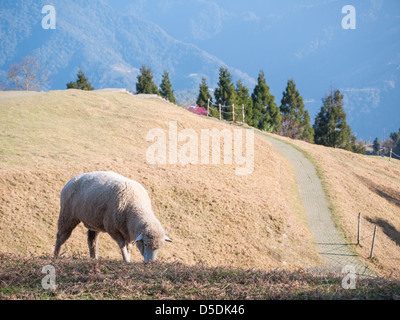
54,171,172,262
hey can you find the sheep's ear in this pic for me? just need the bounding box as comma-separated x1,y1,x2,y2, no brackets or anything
164,235,172,242
135,233,143,243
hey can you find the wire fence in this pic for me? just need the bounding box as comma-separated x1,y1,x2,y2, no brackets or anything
356,214,400,280
201,101,247,123
391,150,400,159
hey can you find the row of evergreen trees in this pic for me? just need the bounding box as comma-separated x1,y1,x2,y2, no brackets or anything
66,65,177,104
69,65,365,154
136,65,176,104
196,67,365,154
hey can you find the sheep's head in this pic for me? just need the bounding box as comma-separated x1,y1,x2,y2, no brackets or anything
135,230,172,262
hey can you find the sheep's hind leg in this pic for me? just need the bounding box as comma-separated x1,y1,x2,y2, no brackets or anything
87,230,100,259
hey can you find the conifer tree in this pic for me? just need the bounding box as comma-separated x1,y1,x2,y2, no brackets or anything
280,78,314,142
159,70,176,103
376,129,400,156
214,67,236,121
251,70,280,132
346,135,366,154
136,65,159,95
235,79,252,124
66,68,94,91
389,129,400,155
301,110,315,143
313,89,351,148
196,77,212,108
373,137,381,155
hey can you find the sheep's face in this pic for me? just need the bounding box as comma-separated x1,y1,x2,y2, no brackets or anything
136,234,161,262
135,231,172,262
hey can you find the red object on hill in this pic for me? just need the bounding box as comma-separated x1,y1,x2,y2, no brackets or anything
188,105,207,116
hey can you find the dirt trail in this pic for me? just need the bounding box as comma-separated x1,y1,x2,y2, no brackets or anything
260,133,376,277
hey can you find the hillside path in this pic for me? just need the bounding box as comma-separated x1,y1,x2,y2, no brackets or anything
260,133,376,277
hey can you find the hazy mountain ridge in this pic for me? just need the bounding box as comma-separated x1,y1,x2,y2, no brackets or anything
1,1,399,140
0,0,255,96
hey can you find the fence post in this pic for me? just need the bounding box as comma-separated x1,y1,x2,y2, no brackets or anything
242,104,245,123
232,104,235,122
219,104,221,120
369,225,377,259
357,213,361,245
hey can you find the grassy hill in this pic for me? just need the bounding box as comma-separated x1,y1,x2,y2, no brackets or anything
1,253,399,300
0,89,319,270
1,90,400,299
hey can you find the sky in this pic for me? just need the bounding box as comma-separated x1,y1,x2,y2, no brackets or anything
106,0,400,141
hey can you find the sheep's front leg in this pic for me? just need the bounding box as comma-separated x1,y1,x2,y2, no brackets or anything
126,242,132,262
117,239,130,263
119,243,130,263
111,232,130,263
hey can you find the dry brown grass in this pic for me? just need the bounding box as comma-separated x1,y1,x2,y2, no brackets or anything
0,90,319,270
1,253,399,300
273,135,400,278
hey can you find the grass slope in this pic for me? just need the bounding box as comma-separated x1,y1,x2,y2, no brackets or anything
1,254,399,300
0,90,318,270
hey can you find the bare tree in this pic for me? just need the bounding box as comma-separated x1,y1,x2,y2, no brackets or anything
7,56,49,91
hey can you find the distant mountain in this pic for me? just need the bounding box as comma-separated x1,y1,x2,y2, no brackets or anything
0,0,255,102
1,0,399,141
120,0,400,142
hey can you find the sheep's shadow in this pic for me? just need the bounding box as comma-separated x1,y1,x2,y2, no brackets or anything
367,217,400,247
